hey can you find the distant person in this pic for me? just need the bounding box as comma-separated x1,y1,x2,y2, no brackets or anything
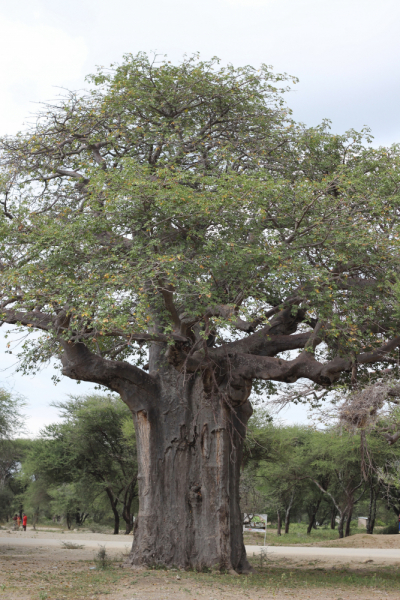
12,514,18,529
17,515,21,529
22,514,27,532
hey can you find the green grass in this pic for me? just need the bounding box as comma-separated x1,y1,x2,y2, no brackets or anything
243,561,400,592
244,523,376,546
1,558,400,598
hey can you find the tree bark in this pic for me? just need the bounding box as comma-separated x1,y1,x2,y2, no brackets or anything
125,355,252,573
277,510,282,536
284,509,291,534
307,498,321,535
366,481,378,535
330,507,336,529
337,511,346,538
345,505,353,537
284,492,295,534
105,488,120,535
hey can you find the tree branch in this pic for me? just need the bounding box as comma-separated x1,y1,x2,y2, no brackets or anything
222,336,400,385
0,309,52,331
60,341,158,409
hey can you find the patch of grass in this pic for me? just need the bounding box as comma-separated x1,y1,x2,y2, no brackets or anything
94,545,112,569
37,528,65,533
61,541,85,550
88,525,113,534
244,524,370,546
248,560,400,591
1,557,400,599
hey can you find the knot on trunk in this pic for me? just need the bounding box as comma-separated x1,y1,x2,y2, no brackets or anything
224,374,252,407
188,484,203,505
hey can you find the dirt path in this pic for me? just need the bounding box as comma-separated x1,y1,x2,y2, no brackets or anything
2,530,400,564
2,536,400,565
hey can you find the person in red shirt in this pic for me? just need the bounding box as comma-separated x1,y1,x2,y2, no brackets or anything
22,514,27,532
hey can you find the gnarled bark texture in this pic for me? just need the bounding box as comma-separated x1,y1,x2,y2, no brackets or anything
60,341,253,572
129,367,252,572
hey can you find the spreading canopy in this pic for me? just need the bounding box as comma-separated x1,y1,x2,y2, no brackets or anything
1,53,400,393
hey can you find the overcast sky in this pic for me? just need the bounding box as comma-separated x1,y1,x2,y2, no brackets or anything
1,0,399,434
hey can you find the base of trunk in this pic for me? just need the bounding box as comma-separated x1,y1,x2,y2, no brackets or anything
124,365,253,573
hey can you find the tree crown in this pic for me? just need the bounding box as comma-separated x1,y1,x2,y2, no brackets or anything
1,53,400,392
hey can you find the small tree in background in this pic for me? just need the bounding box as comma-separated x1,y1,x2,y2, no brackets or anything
21,394,138,533
0,388,26,522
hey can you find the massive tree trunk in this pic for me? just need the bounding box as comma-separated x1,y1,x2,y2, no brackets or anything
124,352,252,573
60,341,253,572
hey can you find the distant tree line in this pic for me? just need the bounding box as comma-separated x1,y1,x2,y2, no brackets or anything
2,385,400,538
0,390,138,534
241,405,400,538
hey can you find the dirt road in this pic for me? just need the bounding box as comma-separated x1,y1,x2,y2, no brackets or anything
2,529,400,564
2,535,400,563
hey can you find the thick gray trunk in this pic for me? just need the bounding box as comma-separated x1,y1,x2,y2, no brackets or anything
126,360,252,573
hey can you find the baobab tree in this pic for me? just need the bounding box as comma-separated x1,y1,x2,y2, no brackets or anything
1,53,400,572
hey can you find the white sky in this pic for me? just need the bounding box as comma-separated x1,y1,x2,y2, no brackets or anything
0,0,399,434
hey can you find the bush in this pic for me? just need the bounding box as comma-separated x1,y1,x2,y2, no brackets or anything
380,523,399,535
94,546,112,569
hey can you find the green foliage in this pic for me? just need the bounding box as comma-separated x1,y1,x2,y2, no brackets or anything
242,412,400,536
19,394,138,530
0,389,28,521
0,387,25,441
0,52,399,387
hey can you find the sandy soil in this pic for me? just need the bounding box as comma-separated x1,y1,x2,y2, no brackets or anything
315,533,400,549
1,528,400,600
4,528,400,547
1,550,399,600
0,526,133,544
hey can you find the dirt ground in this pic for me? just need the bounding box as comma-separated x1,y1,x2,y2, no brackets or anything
1,528,400,600
314,533,400,549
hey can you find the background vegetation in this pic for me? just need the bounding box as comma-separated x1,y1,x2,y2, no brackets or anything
2,385,400,538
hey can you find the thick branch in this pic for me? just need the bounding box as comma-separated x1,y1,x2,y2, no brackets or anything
60,341,158,409
0,309,52,331
224,336,400,385
219,306,310,357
